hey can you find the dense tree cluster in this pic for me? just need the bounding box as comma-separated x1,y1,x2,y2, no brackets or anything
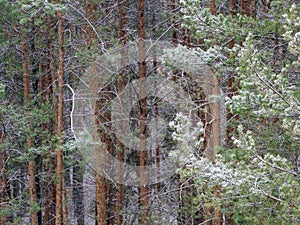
0,0,299,224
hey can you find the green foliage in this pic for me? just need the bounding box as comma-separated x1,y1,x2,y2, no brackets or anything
166,1,300,224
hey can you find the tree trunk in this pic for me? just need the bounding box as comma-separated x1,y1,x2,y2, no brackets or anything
43,11,56,224
115,1,128,224
62,178,68,224
55,1,65,223
138,0,150,224
0,123,6,225
202,2,222,225
95,174,107,225
73,162,84,225
209,0,217,15
152,0,162,207
85,3,109,225
21,39,39,225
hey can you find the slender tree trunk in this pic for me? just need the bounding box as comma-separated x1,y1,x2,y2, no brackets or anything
73,162,84,225
21,39,39,225
43,11,56,224
202,2,222,225
85,3,109,225
55,1,65,223
152,0,162,202
0,123,6,224
204,0,220,166
115,1,128,224
138,0,150,224
95,175,107,225
62,178,68,224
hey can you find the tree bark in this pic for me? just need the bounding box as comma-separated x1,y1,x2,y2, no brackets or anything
85,3,109,225
152,0,162,203
209,0,217,15
21,39,39,225
0,123,6,225
43,11,57,225
73,162,84,225
202,2,222,225
55,1,65,223
241,0,251,16
115,1,128,224
138,0,150,224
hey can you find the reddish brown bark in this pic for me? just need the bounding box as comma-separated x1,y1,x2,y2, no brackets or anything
209,0,217,15
138,0,150,224
43,12,56,224
21,39,39,225
95,174,107,225
241,0,253,17
115,141,125,225
85,3,97,48
55,1,65,224
85,3,109,225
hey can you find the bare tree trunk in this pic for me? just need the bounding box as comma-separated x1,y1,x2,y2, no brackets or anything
73,161,84,225
55,0,65,223
95,175,107,225
204,0,220,166
202,2,222,224
115,1,128,224
62,178,68,224
152,0,162,206
21,39,39,225
138,0,150,224
84,3,109,225
0,123,6,224
43,11,56,224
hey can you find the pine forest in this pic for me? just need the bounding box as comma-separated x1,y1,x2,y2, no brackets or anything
0,0,299,224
